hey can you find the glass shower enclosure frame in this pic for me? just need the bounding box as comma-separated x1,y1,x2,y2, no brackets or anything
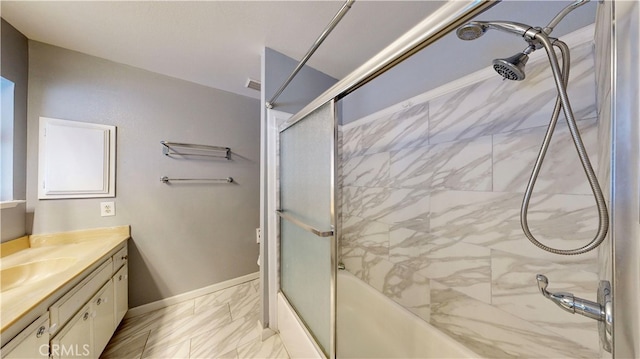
277,100,338,358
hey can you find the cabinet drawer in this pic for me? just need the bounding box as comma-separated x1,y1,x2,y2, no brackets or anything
49,258,112,335
0,315,49,359
112,245,127,273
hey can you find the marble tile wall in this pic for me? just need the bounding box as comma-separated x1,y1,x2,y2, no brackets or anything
339,37,605,358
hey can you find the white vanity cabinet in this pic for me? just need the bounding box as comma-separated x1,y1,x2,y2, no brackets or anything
113,263,128,326
46,242,128,359
50,304,93,359
0,315,49,359
92,280,115,355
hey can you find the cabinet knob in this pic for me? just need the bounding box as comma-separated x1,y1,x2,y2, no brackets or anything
83,312,90,321
121,255,128,260
119,275,123,281
36,326,46,338
97,298,102,305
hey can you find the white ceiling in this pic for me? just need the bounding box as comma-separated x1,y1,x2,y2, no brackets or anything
1,1,597,100
1,1,447,99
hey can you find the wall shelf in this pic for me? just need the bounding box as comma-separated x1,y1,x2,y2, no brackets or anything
160,141,231,160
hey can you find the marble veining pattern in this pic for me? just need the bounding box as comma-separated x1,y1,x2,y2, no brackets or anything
428,41,596,145
493,119,599,194
390,135,493,191
338,35,602,358
100,279,289,359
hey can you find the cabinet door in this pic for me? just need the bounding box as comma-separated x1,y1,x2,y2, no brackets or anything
1,315,49,359
113,264,128,326
51,304,93,359
92,281,115,356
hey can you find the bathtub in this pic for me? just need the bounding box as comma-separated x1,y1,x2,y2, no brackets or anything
337,271,480,358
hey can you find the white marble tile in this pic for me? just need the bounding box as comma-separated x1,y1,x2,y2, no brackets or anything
342,102,429,159
195,281,257,315
218,349,240,359
416,240,491,304
389,227,491,304
429,190,599,266
229,290,260,322
428,42,596,145
100,330,149,359
251,279,260,293
390,135,492,191
379,264,431,322
342,186,365,217
430,281,598,358
141,339,190,359
189,315,261,358
114,300,195,340
145,304,231,352
237,335,290,359
493,119,599,194
491,250,599,352
388,227,432,264
341,215,389,252
342,152,391,187
358,187,430,233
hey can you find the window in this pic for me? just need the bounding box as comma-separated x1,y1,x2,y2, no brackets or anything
1,76,15,202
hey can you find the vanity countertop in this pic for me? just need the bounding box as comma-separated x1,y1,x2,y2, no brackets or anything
0,226,130,333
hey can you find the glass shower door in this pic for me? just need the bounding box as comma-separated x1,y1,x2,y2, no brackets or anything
278,101,336,357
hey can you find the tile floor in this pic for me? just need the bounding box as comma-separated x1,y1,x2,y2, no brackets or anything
100,279,290,359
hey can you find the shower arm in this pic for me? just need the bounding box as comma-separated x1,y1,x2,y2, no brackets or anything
543,0,590,35
520,32,609,255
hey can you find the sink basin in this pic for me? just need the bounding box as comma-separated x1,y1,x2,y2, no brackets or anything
1,257,78,291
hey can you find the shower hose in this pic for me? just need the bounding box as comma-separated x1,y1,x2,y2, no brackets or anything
520,33,609,255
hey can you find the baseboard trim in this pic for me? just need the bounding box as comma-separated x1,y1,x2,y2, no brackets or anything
125,272,260,318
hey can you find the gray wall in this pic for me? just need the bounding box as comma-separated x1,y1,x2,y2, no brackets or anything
1,18,28,242
27,41,261,307
263,48,338,116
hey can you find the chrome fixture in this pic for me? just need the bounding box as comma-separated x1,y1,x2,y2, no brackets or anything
456,0,609,255
280,1,498,131
161,141,231,160
537,275,612,351
276,210,334,237
492,51,530,81
160,176,234,184
266,0,355,109
455,20,534,40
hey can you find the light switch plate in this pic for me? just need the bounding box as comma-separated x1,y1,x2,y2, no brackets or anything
101,202,115,216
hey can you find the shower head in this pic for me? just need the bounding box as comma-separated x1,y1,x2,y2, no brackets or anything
456,23,486,40
492,52,529,81
456,21,534,40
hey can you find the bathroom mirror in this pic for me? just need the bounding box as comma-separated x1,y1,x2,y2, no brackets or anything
38,117,116,199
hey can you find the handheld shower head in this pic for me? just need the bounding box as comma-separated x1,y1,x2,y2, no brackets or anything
456,21,534,40
456,23,486,40
493,52,529,81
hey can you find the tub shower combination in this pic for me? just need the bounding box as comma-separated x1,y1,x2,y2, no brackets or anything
274,0,617,358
